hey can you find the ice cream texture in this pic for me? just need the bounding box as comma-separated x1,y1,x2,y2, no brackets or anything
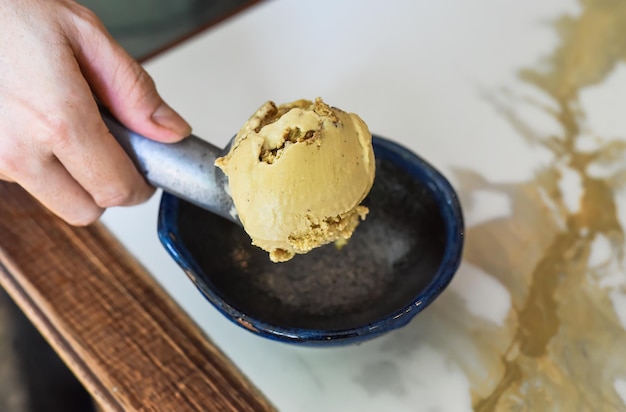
215,98,375,263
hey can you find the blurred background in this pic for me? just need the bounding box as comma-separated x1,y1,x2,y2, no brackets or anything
79,0,252,61
0,1,253,411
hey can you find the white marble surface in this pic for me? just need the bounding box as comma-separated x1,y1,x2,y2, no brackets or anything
102,0,626,410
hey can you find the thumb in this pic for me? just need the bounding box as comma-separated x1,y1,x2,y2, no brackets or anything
65,7,191,142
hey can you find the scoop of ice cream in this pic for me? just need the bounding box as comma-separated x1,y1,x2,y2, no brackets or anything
215,98,375,262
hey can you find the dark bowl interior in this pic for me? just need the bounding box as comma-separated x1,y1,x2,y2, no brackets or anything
158,136,464,345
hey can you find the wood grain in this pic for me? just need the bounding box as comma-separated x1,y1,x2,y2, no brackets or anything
0,182,275,412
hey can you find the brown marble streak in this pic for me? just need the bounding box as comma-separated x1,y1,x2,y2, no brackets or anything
464,0,626,410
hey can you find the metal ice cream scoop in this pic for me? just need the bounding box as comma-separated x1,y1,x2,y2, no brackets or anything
99,105,239,224
99,103,464,346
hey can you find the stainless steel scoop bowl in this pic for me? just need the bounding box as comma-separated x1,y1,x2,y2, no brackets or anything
101,106,465,346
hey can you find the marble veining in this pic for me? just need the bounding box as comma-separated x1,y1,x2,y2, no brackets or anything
463,0,626,408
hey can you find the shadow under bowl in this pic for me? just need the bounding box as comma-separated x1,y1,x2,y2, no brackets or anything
157,136,464,346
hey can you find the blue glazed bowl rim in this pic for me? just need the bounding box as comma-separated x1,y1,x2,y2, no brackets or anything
157,135,464,345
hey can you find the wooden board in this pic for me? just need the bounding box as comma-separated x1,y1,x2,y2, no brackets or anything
0,182,274,412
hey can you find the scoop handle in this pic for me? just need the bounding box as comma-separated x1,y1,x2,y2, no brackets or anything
99,104,238,223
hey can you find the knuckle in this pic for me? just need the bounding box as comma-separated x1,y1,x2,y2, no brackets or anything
37,112,72,151
0,151,20,177
93,186,139,208
66,2,106,33
132,64,156,90
65,207,103,227
0,138,33,180
123,63,158,107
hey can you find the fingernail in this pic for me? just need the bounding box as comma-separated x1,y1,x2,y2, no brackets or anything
152,103,192,137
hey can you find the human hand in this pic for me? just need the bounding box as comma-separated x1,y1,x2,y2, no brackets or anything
0,0,191,225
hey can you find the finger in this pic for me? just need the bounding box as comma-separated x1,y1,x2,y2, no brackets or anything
9,70,156,211
49,95,157,209
16,156,104,226
0,172,14,182
61,4,191,142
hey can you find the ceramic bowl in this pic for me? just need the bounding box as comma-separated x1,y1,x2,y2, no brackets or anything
157,136,464,346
